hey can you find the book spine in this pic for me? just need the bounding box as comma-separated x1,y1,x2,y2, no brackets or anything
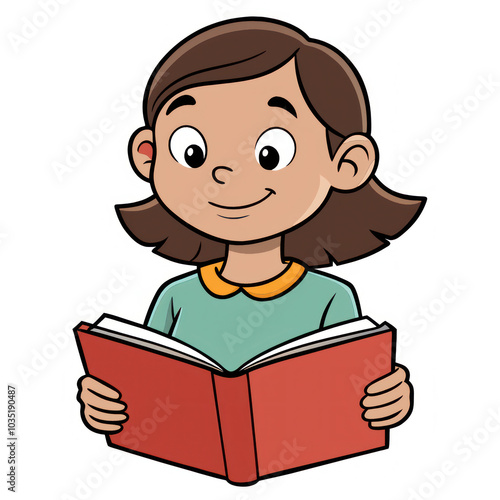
212,373,258,485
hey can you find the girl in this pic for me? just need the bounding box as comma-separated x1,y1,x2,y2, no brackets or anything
77,18,424,437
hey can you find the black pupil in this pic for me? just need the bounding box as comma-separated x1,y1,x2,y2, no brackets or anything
259,146,280,170
185,145,205,168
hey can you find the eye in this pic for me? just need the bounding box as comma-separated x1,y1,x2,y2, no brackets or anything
255,128,296,171
169,126,207,168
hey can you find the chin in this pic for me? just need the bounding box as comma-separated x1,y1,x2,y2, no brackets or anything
205,221,281,244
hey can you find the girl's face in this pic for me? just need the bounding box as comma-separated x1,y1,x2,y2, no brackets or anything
144,60,371,243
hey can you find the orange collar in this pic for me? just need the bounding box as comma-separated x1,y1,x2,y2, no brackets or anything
199,260,306,299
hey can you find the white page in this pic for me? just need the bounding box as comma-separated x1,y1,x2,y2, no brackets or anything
241,317,377,370
95,315,221,370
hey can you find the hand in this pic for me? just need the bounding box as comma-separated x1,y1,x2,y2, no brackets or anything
76,375,128,434
360,364,414,429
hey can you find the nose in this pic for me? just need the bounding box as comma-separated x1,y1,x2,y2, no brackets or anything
212,165,233,185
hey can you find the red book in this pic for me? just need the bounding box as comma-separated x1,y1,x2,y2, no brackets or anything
74,315,395,486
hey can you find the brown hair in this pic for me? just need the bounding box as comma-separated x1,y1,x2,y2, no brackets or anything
117,18,425,267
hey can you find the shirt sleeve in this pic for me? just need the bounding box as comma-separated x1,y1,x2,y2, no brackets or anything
145,283,177,335
320,281,361,328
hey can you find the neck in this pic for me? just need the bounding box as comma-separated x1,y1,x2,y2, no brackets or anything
220,237,287,284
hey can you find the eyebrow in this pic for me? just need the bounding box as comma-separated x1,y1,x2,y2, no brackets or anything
267,96,297,118
166,95,196,115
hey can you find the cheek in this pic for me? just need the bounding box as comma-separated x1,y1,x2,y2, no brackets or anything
271,160,330,225
278,156,326,202
152,156,194,208
152,154,219,230
291,179,329,224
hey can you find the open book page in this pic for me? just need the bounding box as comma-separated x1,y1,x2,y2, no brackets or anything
89,315,387,374
93,315,222,371
240,316,381,371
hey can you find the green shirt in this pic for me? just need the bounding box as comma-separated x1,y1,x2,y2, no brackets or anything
146,262,360,371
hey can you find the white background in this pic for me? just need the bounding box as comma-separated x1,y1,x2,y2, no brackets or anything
2,0,499,498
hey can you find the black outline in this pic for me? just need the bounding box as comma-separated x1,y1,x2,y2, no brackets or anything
323,180,426,267
246,373,260,479
240,320,391,372
87,401,128,415
212,165,234,185
218,214,249,220
267,96,297,118
74,316,395,485
88,412,129,425
74,315,391,379
363,363,414,430
75,342,127,436
168,125,207,169
142,16,367,133
254,127,296,171
328,133,378,192
116,16,426,264
127,127,152,182
144,270,197,325
88,313,224,371
211,373,229,478
361,392,403,410
137,140,153,166
104,434,388,486
210,373,259,484
337,143,370,176
151,50,268,114
77,16,422,484
319,294,336,328
166,94,196,115
208,188,275,210
198,258,308,302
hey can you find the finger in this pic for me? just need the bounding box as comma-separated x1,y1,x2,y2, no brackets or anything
365,365,408,395
80,388,127,413
361,383,409,409
86,417,123,433
85,407,128,424
80,376,122,400
369,411,407,429
362,399,406,422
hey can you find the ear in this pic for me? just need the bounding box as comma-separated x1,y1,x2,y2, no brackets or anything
128,127,154,181
327,134,378,191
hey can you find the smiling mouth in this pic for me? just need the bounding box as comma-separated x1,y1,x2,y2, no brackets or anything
209,188,276,215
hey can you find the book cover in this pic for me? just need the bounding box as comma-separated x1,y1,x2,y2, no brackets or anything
74,315,395,485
